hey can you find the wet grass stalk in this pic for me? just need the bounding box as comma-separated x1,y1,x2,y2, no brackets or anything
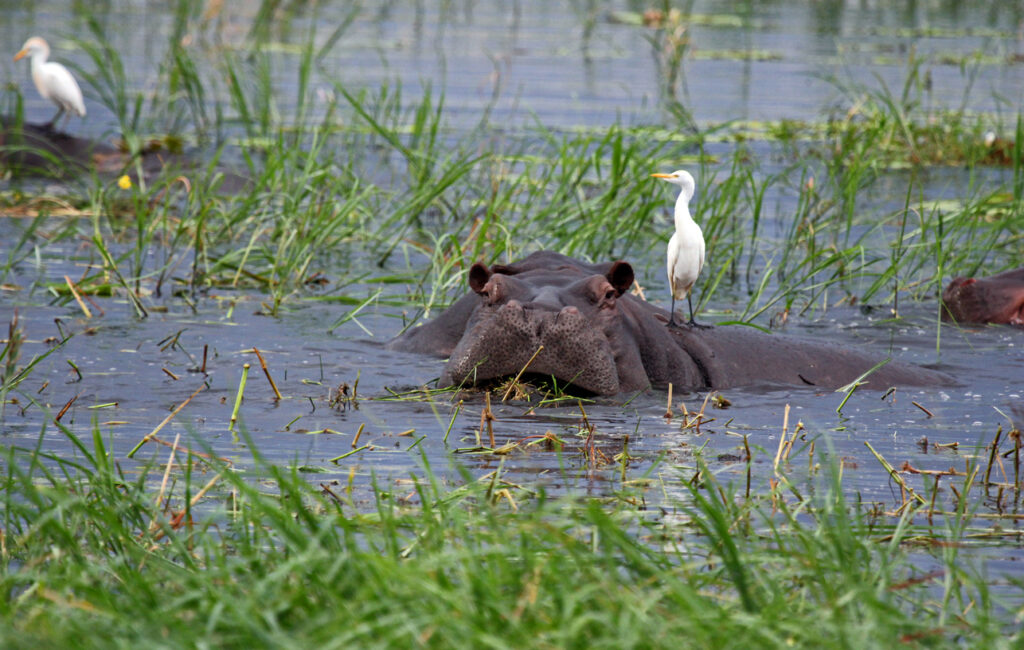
229,363,250,432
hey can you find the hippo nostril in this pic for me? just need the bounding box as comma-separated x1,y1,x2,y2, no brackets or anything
553,306,581,325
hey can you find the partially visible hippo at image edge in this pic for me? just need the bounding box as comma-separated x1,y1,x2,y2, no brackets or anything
942,268,1024,327
388,251,954,396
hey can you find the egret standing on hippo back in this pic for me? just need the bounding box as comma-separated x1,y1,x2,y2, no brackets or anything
651,169,709,329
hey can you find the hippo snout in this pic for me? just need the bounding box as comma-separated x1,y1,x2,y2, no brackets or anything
440,301,621,395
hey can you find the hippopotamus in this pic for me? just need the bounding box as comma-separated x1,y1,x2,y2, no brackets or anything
942,268,1024,327
0,118,248,190
388,251,953,395
0,118,127,176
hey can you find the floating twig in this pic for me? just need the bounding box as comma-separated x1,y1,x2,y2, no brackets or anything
162,367,179,380
864,441,926,505
899,462,964,477
912,401,934,418
143,434,228,463
55,394,78,422
252,347,282,401
63,275,92,319
331,444,370,462
150,471,223,543
128,384,207,458
984,427,1002,487
502,345,543,402
665,383,674,419
351,423,365,449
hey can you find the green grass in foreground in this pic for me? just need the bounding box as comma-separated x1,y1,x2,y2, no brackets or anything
0,423,1019,648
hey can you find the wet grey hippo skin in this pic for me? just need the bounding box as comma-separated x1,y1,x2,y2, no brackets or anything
388,251,954,395
942,267,1024,327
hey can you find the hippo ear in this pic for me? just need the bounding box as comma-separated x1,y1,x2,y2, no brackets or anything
606,261,634,297
469,263,492,294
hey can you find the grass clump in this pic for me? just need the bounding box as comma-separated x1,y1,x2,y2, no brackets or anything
0,423,1018,647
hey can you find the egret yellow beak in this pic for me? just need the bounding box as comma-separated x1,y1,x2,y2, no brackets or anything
650,173,674,179
13,49,28,62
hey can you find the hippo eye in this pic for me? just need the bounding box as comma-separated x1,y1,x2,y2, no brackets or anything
604,289,615,301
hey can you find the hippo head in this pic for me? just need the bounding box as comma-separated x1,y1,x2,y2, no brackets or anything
440,259,648,395
942,269,1024,327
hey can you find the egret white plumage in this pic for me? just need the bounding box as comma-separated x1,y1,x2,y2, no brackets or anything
14,36,86,130
651,169,708,328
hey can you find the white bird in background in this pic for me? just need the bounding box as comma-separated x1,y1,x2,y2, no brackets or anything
651,169,708,328
14,36,86,130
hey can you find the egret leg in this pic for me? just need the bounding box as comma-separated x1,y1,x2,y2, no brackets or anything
687,293,712,330
43,107,64,131
667,295,681,328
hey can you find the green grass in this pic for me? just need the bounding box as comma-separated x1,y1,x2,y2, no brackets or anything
5,24,1020,322
0,422,1018,648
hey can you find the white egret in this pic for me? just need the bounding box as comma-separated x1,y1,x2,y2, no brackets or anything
13,36,86,130
651,169,708,328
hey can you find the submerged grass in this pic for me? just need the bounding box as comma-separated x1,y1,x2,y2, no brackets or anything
0,421,1019,647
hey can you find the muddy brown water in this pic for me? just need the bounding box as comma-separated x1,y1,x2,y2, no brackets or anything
2,0,1024,588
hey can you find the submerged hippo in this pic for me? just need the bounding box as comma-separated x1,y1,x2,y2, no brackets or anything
0,118,125,176
0,118,247,190
942,268,1024,327
389,251,952,395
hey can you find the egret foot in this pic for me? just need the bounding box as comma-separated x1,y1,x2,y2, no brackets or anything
683,295,710,329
